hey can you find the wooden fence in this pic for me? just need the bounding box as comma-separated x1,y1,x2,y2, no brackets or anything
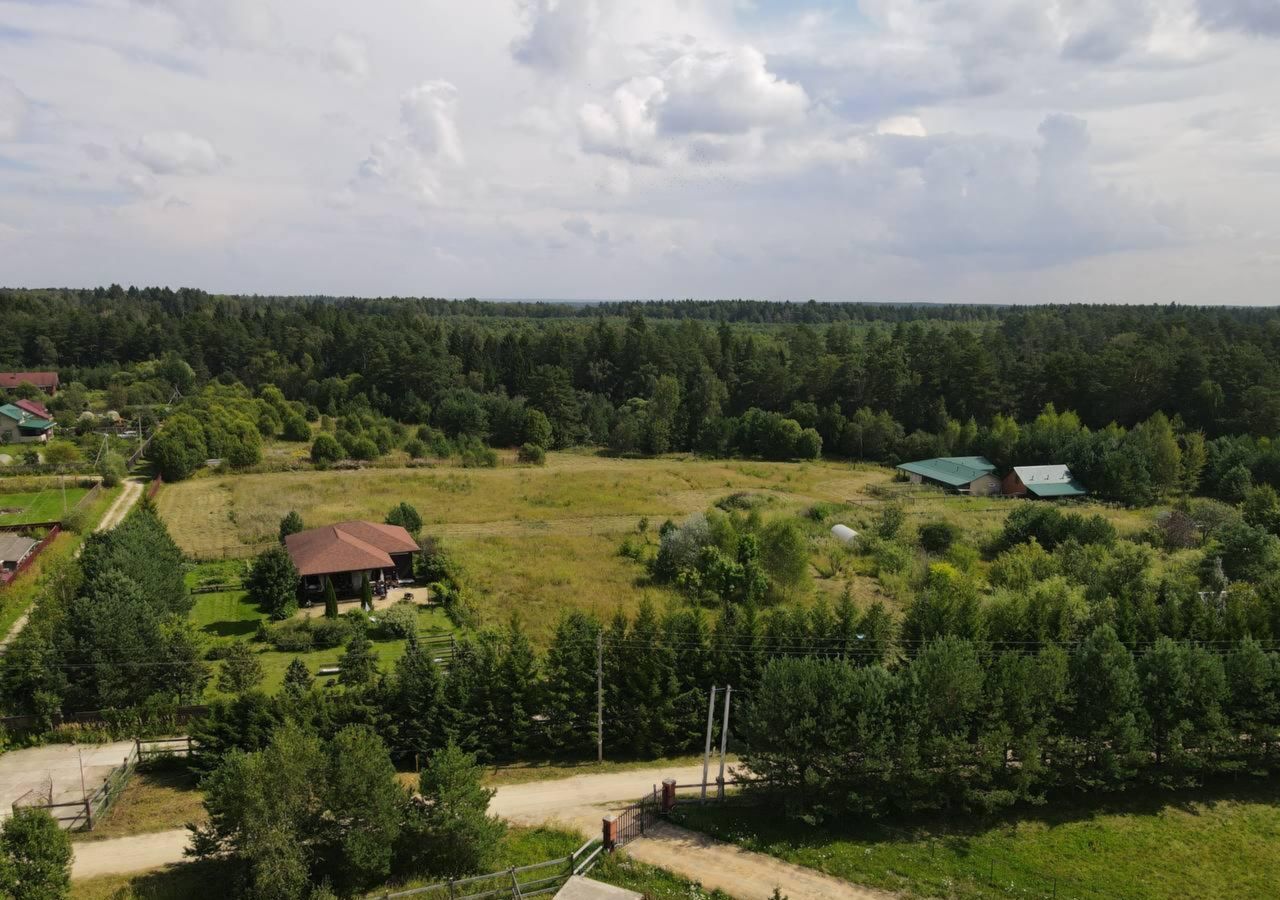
11,742,139,831
372,837,601,899
0,704,210,734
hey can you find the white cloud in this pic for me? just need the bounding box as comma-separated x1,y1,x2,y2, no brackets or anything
576,43,806,163
877,115,927,137
354,81,466,206
657,46,808,135
512,0,599,73
127,131,224,175
400,81,465,165
326,34,370,81
0,0,1276,301
578,76,666,163
0,79,28,142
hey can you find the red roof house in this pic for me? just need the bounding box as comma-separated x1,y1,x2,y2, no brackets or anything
13,398,51,419
284,521,418,594
0,372,59,394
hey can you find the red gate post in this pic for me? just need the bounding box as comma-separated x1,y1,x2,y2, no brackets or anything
603,815,618,851
661,778,677,813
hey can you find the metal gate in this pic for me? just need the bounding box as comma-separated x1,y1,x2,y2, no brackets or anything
613,790,658,849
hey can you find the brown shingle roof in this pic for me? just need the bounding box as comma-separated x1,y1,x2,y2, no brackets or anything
0,372,59,390
284,521,418,577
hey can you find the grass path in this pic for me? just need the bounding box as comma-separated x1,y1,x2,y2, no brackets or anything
675,781,1280,900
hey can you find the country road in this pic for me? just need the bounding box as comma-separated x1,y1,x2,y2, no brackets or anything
73,762,893,899
0,477,145,650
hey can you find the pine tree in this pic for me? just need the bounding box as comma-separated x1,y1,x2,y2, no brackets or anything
542,612,601,757
217,641,264,694
497,616,539,758
339,630,378,689
282,657,314,698
324,577,338,619
392,635,444,764
1067,625,1146,789
360,572,373,612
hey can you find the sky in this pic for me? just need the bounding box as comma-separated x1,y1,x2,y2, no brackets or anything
0,0,1278,303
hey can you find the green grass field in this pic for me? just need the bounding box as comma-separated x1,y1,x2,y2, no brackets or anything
675,780,1280,900
157,453,1156,644
0,486,90,524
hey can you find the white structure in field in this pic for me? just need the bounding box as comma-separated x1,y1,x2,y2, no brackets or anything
831,523,858,544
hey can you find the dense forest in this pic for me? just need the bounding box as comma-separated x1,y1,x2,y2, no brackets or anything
5,288,1280,505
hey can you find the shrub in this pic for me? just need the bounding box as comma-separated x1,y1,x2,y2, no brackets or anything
517,443,546,465
270,621,315,654
377,601,418,640
311,433,343,465
918,521,959,555
311,617,352,650
60,507,89,534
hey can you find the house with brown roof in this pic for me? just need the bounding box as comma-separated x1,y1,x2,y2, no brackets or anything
284,521,418,595
0,372,59,395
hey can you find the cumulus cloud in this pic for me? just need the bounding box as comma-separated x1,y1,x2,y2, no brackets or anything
578,76,667,163
0,79,28,142
127,131,224,175
577,44,806,163
657,46,809,135
355,81,466,205
400,81,465,165
1197,0,1280,36
512,0,599,73
326,34,370,81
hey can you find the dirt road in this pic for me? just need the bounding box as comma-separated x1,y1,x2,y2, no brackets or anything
73,763,892,899
0,478,145,650
95,478,144,532
72,828,191,879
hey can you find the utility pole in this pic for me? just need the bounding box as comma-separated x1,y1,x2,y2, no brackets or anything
701,686,717,800
596,630,604,763
717,685,732,799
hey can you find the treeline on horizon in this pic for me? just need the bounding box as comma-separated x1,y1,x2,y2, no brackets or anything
6,286,1280,504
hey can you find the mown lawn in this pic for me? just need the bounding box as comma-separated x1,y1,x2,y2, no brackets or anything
674,780,1280,900
0,486,90,524
188,580,457,696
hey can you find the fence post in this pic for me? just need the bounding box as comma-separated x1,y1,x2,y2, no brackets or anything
84,797,93,831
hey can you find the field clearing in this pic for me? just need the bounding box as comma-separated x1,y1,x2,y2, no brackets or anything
0,486,90,524
155,454,887,557
677,780,1280,900
159,455,1156,641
